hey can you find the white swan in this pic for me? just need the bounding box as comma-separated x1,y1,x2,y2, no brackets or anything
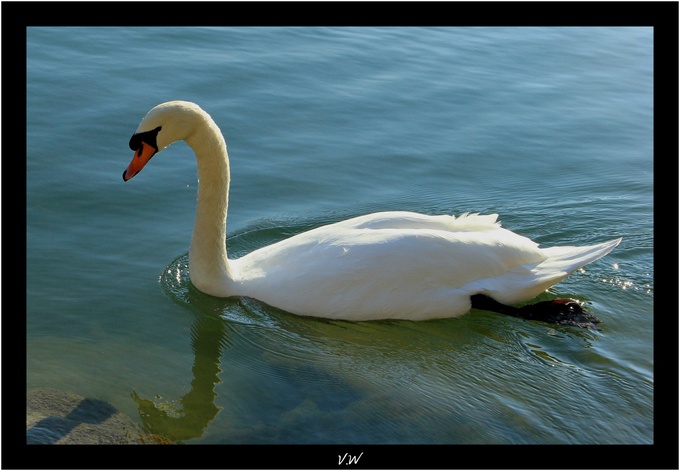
123,101,621,324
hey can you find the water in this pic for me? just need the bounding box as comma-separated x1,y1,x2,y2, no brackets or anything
26,27,653,447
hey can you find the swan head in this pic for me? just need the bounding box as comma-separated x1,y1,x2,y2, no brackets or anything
123,101,207,181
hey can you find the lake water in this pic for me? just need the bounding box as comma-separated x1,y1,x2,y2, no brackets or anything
26,27,654,452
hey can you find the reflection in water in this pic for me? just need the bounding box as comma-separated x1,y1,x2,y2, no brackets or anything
132,312,229,443
133,237,635,445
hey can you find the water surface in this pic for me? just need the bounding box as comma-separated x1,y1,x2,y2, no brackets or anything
27,27,653,447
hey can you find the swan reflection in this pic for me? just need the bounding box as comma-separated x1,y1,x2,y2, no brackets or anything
132,312,228,443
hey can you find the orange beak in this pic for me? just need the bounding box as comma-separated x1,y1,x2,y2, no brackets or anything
123,141,156,181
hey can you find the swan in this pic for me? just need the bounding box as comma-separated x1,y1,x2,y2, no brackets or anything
123,101,621,326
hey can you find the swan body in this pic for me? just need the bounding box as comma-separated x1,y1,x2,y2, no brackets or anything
124,101,621,322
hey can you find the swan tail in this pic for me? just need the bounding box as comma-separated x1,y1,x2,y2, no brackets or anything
521,237,622,294
480,237,621,305
539,237,622,275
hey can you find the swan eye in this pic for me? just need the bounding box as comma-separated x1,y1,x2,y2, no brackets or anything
129,126,162,152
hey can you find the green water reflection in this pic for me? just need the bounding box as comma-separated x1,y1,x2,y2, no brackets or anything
132,312,228,442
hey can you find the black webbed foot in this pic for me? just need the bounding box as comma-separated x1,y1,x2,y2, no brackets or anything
517,299,601,329
470,294,601,330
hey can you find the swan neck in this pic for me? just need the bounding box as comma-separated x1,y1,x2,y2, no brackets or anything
186,121,234,295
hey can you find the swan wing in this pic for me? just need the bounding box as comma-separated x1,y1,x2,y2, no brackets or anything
232,212,554,320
